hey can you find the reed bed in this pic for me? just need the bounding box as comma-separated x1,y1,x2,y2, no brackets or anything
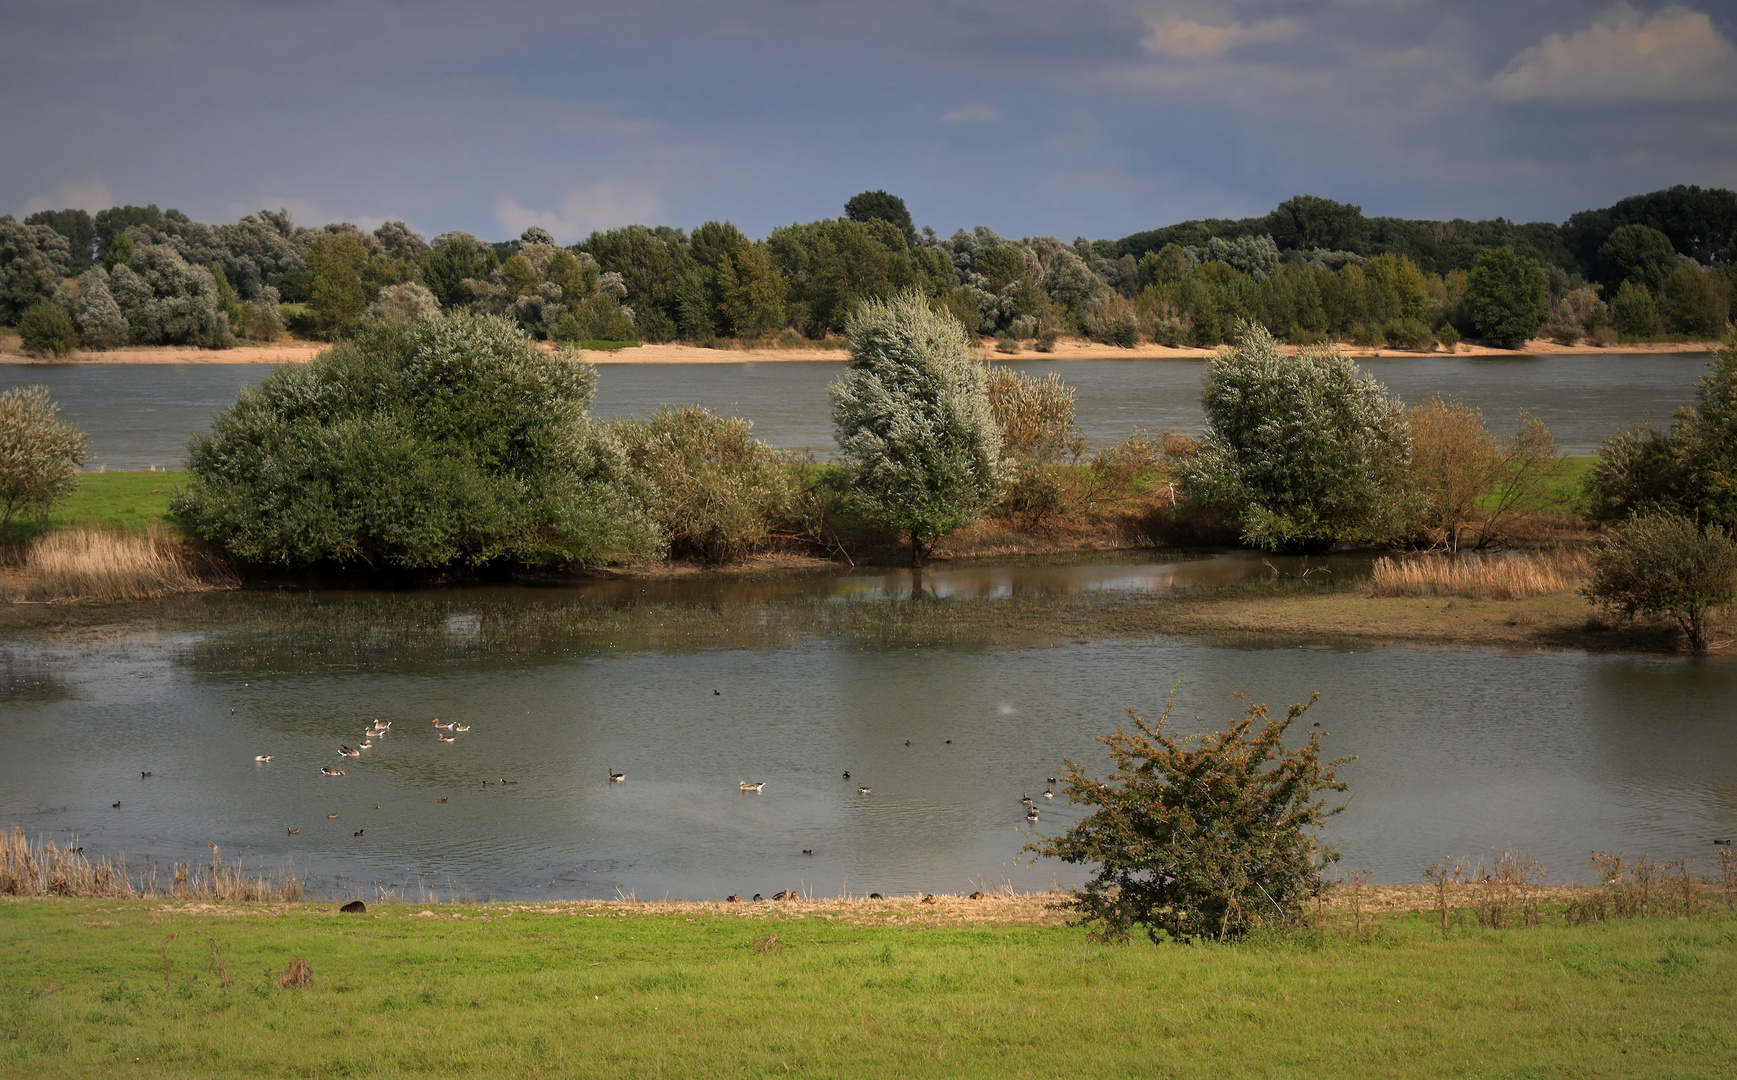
0,827,302,902
1370,548,1587,600
0,526,236,603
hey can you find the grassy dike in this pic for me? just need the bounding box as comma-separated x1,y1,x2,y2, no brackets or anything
1,898,1733,1078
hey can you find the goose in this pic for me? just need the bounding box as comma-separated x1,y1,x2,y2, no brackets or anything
353,829,364,837
339,745,360,757
922,894,938,905
802,849,813,856
608,770,625,783
436,733,456,743
752,894,763,902
112,801,121,808
1042,787,1054,799
327,813,339,818
857,784,872,795
379,721,391,730
287,828,299,835
1025,807,1040,822
772,890,795,901
453,724,470,732
968,890,986,900
436,721,456,731
359,740,373,750
740,781,765,793
436,797,448,803
726,894,740,902
868,892,883,900
321,767,345,777
254,754,272,762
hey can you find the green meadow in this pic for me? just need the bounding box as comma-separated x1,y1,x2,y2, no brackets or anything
1,470,189,544
1,898,1733,1078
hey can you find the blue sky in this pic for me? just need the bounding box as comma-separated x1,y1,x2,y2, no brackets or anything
3,1,1734,242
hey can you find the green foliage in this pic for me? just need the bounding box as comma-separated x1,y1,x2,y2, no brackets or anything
420,232,499,309
579,225,697,342
1610,280,1660,339
0,385,88,530
615,407,796,562
24,208,95,268
1565,184,1737,270
1181,323,1412,551
106,243,230,347
103,230,134,270
0,216,72,324
173,313,661,568
1464,247,1550,348
843,190,916,245
72,268,129,349
1586,345,1737,529
1659,265,1728,338
1028,691,1349,942
1263,195,1371,254
93,205,167,263
1437,322,1460,349
1582,513,1737,651
830,292,1004,564
17,301,77,357
557,293,637,343
304,231,374,338
1598,224,1683,293
770,218,923,336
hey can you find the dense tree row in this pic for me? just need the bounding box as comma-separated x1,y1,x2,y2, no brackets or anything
4,186,1733,354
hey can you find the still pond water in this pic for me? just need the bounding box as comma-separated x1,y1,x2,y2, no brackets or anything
3,554,1733,901
0,352,1712,469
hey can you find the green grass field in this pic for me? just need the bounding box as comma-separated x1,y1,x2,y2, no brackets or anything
0,899,1732,1078
2,470,190,544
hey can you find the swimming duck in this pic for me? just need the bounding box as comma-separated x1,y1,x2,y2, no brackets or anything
857,784,872,795
436,721,456,730
321,766,345,777
328,813,339,818
436,797,448,803
1046,776,1058,784
608,770,625,783
453,724,470,732
740,781,765,793
140,770,152,777
359,740,373,750
254,754,272,762
288,828,299,835
436,733,456,743
353,829,364,837
339,745,360,757
842,771,850,780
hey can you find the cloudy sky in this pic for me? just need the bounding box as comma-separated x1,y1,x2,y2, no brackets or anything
3,1,1734,242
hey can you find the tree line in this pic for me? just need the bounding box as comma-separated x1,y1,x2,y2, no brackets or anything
3,186,1732,356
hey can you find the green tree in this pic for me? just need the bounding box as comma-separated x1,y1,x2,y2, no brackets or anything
1582,514,1737,652
1599,224,1680,293
18,302,78,357
103,231,134,269
716,243,786,337
0,217,72,324
1658,265,1727,338
1464,247,1549,348
769,218,916,336
1610,280,1660,339
1263,195,1371,254
830,291,1004,565
579,226,696,342
173,313,660,569
1181,322,1412,551
0,385,88,531
73,268,129,349
843,190,916,246
305,231,372,338
1026,690,1350,943
420,232,498,309
106,243,230,347
24,209,95,268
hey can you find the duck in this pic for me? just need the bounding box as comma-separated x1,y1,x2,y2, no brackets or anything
140,770,153,777
327,813,339,818
353,829,364,837
436,733,456,743
1046,776,1058,784
287,828,299,835
802,849,813,856
1043,787,1054,799
338,745,360,757
740,781,765,793
869,892,884,900
1715,839,1732,846
112,801,121,808
857,784,872,795
772,890,796,901
436,721,456,731
922,894,938,905
752,894,763,902
254,754,272,762
842,771,850,780
968,890,986,900
321,766,345,777
436,797,448,803
608,770,625,783
726,894,740,903
358,740,373,750
453,724,470,732
431,718,442,725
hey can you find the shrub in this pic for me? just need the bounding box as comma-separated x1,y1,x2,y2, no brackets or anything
1586,344,1737,528
73,269,129,350
365,282,441,322
1180,322,1412,551
1437,322,1460,351
984,368,1083,467
18,302,77,357
1383,318,1433,351
830,291,1004,565
1464,247,1550,348
1081,295,1140,347
173,312,661,569
1659,265,1727,338
0,385,88,530
1027,691,1351,943
1581,514,1737,652
1611,280,1659,339
614,407,795,563
1406,400,1560,550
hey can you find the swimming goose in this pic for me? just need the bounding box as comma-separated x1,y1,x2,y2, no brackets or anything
321,766,345,777
453,724,470,732
1025,807,1040,822
740,781,765,793
436,721,456,730
339,745,360,757
436,733,456,743
328,813,339,818
857,784,872,795
359,740,373,750
436,797,448,803
1042,787,1054,799
608,770,625,783
287,828,299,835
254,754,272,762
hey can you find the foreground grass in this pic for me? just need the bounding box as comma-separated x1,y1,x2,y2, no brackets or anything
1,471,188,544
1,898,1733,1078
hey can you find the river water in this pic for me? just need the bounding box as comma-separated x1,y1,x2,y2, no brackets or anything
0,352,1712,469
2,554,1733,901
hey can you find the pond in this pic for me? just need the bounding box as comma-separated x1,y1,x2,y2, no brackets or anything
0,352,1712,469
3,555,1732,901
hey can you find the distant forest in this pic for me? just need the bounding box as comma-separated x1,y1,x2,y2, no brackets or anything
3,185,1732,354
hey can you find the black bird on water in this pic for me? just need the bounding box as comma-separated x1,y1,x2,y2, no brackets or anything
842,771,850,780
140,771,152,778
111,801,120,808
354,829,364,837
802,849,813,856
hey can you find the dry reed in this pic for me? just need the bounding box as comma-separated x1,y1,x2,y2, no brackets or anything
1,526,236,603
1370,548,1588,600
0,827,302,902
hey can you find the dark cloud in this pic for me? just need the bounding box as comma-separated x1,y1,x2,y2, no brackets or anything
3,0,1733,240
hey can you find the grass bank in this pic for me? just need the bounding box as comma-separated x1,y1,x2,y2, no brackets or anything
1,896,1733,1078
0,470,188,545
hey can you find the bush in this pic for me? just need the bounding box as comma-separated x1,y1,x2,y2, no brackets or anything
614,407,795,563
1659,265,1727,338
1081,294,1140,347
1611,280,1660,340
1406,399,1559,550
1027,691,1350,942
1586,344,1737,528
73,269,129,350
1437,322,1460,351
0,385,88,530
1581,514,1737,651
984,368,1083,467
1384,318,1433,351
1180,322,1412,551
18,302,77,357
830,291,1005,565
365,282,441,322
173,313,661,569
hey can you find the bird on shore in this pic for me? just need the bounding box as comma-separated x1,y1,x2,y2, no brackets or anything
608,770,625,783
254,755,272,762
752,894,763,901
740,781,765,793
726,894,740,902
857,784,872,795
321,766,345,777
869,893,883,900
436,733,456,743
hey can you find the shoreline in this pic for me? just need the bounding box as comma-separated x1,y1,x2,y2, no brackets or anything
0,337,1720,365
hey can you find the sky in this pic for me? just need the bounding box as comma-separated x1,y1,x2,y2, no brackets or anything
3,1,1735,243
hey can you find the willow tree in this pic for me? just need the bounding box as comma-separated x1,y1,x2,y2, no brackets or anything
830,291,1003,566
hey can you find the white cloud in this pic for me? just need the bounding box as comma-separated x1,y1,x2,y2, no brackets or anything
494,180,666,243
1142,16,1301,56
939,103,999,125
23,178,113,215
1492,4,1737,103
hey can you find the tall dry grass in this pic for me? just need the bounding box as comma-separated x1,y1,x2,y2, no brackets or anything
1,526,236,603
1370,549,1587,600
0,827,302,901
